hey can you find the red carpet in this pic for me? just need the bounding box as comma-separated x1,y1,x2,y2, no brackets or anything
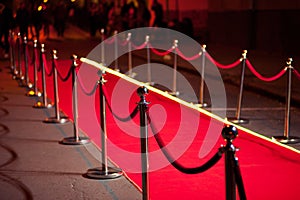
26,59,300,200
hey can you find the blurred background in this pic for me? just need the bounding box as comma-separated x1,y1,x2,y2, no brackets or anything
2,0,300,56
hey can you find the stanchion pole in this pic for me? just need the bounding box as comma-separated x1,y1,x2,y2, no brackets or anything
272,58,300,144
11,32,18,77
60,55,91,145
85,72,123,179
33,44,52,108
168,40,179,96
9,30,16,74
145,35,154,86
221,125,247,200
228,50,249,124
222,125,237,200
43,50,69,124
27,40,42,97
23,36,31,88
101,28,106,65
114,30,119,71
14,33,25,82
16,33,22,79
127,33,136,78
137,86,150,200
196,44,209,107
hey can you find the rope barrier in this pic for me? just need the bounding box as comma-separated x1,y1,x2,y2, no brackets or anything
35,47,41,72
206,53,241,69
149,43,173,56
15,33,24,80
42,54,53,77
43,49,69,124
26,45,34,66
119,39,129,46
53,59,73,82
113,31,119,71
245,60,287,82
8,31,15,74
104,36,115,44
59,54,91,145
131,41,148,50
26,39,41,97
33,43,53,109
102,85,139,122
293,68,300,80
77,73,99,96
147,113,223,174
227,50,249,124
23,36,30,87
175,47,202,61
232,153,247,200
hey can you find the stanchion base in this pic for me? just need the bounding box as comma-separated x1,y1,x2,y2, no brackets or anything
43,116,69,124
227,117,249,124
194,102,210,108
60,136,91,145
18,79,27,87
128,72,137,78
33,101,53,109
167,91,180,97
27,82,33,89
26,90,42,97
146,82,155,86
84,166,123,179
272,136,300,144
12,74,23,80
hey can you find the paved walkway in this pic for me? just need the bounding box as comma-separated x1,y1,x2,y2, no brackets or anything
0,60,141,199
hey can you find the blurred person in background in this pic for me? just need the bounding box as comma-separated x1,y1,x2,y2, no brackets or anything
53,1,68,38
31,2,43,41
121,1,137,30
16,1,30,38
88,1,100,37
151,0,164,27
0,3,13,59
40,2,52,39
136,0,150,27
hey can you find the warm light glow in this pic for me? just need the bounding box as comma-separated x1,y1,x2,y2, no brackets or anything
71,0,76,2
28,91,35,96
43,0,48,3
38,5,42,11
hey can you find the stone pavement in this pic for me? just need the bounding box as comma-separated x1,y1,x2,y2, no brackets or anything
0,59,142,199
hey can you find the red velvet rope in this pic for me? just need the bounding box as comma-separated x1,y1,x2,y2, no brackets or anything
53,59,73,82
206,53,241,69
102,85,139,122
104,36,115,44
76,72,98,96
131,41,147,50
25,46,33,66
119,39,129,46
175,48,202,61
42,54,52,76
293,68,300,80
246,60,286,82
149,43,173,56
34,49,40,71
